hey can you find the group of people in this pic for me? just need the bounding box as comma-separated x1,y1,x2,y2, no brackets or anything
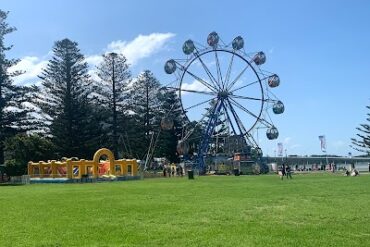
0,172,9,183
279,163,292,180
163,165,184,177
344,168,359,177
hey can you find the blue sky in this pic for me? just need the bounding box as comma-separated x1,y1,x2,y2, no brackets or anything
2,0,370,156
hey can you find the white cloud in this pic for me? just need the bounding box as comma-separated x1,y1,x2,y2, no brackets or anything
105,32,175,65
289,144,301,150
192,59,216,69
181,80,212,95
283,137,292,144
10,56,48,86
87,69,100,82
85,55,103,68
277,137,302,153
331,140,346,149
11,32,176,86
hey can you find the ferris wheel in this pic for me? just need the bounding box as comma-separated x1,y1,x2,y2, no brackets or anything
163,32,284,172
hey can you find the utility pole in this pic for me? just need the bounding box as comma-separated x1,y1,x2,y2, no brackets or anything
285,149,287,162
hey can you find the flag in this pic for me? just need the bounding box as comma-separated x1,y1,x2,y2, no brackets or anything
318,135,326,152
277,142,283,156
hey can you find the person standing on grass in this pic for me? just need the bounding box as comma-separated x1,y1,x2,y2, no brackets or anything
285,164,292,179
163,166,167,177
176,166,180,177
167,166,171,177
280,163,286,180
344,168,350,176
171,167,175,177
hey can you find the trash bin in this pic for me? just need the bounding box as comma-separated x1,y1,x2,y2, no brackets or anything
233,169,240,176
188,170,194,179
81,174,89,183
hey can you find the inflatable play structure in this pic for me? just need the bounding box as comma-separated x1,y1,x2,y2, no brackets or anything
28,148,138,180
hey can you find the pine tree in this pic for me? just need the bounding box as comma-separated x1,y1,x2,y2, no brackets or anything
351,104,370,156
38,38,96,158
127,70,161,160
155,88,184,162
0,10,37,163
95,52,131,158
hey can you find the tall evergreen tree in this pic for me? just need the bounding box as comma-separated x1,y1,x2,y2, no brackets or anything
155,88,184,162
351,104,370,156
127,70,161,160
95,52,131,158
0,10,37,163
38,38,96,158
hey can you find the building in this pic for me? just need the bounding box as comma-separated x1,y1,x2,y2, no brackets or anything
265,156,370,172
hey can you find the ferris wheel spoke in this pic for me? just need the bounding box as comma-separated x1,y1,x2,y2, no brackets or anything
214,50,224,89
184,97,216,111
226,68,248,92
230,94,275,103
224,51,235,89
185,70,218,93
226,59,254,91
230,75,271,94
229,98,260,121
229,98,272,128
175,61,218,93
245,132,259,148
230,94,266,102
256,118,274,128
194,52,222,90
166,86,216,96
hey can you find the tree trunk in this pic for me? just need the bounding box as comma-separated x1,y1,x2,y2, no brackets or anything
112,57,118,158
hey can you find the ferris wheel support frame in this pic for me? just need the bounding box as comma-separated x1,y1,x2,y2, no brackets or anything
197,98,223,174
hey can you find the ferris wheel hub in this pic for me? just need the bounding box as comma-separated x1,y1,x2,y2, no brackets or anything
217,90,229,99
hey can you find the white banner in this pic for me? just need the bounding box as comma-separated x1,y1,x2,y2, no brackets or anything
318,135,326,152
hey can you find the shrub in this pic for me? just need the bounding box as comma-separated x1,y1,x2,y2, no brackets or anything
4,134,56,176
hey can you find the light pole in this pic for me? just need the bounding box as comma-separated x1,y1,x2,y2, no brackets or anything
285,149,287,162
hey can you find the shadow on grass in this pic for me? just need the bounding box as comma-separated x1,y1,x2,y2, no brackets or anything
0,183,24,186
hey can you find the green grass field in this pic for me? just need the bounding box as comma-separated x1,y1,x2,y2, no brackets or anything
1,173,370,247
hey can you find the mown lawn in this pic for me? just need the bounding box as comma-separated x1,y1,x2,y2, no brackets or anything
0,173,370,247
